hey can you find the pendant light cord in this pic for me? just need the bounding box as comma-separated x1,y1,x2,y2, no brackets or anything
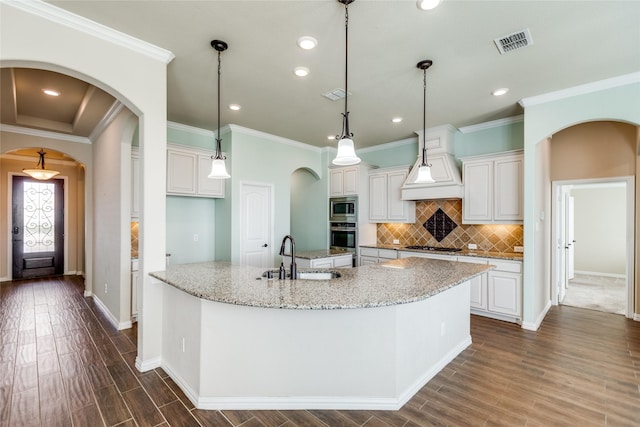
421,68,430,167
337,1,353,140
214,49,225,160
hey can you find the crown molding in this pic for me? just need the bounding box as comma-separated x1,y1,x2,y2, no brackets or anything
1,152,78,166
89,100,124,142
3,0,175,64
227,124,322,153
356,137,416,154
168,121,215,138
519,72,640,108
0,123,91,144
458,115,524,134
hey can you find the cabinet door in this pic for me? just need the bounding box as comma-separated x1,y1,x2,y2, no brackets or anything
167,149,197,194
131,271,140,318
310,258,334,268
131,152,140,218
469,274,487,310
488,271,521,316
387,170,410,221
398,251,456,261
494,156,523,221
329,169,344,197
463,161,492,223
196,154,225,197
369,174,387,221
332,255,353,268
343,166,359,195
359,256,378,266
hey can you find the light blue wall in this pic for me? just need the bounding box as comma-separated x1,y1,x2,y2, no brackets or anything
455,121,524,158
291,168,328,251
166,196,216,264
358,139,418,168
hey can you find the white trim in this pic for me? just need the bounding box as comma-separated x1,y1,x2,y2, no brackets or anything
92,294,132,331
135,356,161,373
89,100,124,142
0,124,91,144
519,72,640,108
228,124,322,153
521,300,551,331
634,313,640,322
2,0,174,64
459,115,524,134
1,153,78,166
167,121,215,138
0,276,9,282
573,270,626,280
84,290,92,297
470,310,520,324
356,137,416,154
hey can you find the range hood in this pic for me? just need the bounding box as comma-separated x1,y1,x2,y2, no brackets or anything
401,125,463,200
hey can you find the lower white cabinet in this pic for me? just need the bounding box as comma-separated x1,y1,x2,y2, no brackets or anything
282,254,353,269
457,256,522,322
131,259,140,321
359,247,398,265
398,251,456,261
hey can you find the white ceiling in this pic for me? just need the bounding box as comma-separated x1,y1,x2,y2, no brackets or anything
4,1,640,149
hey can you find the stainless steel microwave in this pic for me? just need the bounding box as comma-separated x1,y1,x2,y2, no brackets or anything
330,197,357,222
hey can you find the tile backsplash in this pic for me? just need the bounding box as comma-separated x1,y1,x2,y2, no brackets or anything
131,221,139,258
377,199,523,253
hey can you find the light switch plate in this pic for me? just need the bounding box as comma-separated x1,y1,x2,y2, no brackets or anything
514,246,524,253
468,243,477,250
393,239,400,245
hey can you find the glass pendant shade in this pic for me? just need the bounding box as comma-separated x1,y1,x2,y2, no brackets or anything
23,168,59,180
415,164,435,183
332,138,361,166
208,158,230,179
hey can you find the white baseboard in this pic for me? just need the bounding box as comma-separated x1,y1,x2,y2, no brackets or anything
634,313,640,322
163,335,472,411
136,356,161,373
0,276,9,283
84,290,92,297
92,295,132,331
573,270,626,279
521,300,552,331
471,309,519,324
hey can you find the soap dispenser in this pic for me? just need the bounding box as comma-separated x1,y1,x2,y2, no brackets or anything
278,262,286,280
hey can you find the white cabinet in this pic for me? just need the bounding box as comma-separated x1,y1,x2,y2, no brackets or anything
282,254,353,269
457,256,522,322
330,166,360,196
166,144,225,198
131,147,140,218
131,259,140,321
369,167,416,223
398,251,456,261
359,247,398,265
461,151,523,224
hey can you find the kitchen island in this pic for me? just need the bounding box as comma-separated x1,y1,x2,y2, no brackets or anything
150,257,491,410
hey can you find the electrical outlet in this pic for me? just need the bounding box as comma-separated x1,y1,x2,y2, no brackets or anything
181,337,186,353
104,283,108,293
393,239,400,245
468,243,477,250
193,234,199,242
440,322,446,336
514,246,524,253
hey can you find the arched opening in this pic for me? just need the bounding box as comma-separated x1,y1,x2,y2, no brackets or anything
289,167,326,252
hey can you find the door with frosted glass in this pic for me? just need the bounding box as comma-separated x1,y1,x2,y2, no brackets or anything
12,176,64,279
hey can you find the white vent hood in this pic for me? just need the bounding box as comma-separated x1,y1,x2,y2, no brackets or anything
401,125,463,200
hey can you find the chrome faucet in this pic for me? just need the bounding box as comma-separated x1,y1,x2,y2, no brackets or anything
279,235,297,280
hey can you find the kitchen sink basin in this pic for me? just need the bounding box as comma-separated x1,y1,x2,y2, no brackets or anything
260,270,341,280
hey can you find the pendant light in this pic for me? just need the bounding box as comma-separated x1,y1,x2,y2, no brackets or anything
332,0,361,166
208,39,231,179
23,149,59,180
415,60,435,183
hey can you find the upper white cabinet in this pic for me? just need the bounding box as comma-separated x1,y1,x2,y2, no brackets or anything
131,147,140,218
461,150,523,224
167,144,225,198
329,165,360,196
369,167,415,223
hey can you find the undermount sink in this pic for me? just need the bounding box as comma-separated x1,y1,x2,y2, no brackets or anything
260,270,341,280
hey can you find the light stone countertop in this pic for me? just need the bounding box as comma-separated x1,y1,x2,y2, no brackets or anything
150,257,492,310
281,249,353,260
361,244,524,262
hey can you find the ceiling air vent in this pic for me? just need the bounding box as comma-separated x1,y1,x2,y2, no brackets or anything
322,88,350,101
494,28,533,54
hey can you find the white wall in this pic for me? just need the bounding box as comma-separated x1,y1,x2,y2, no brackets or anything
571,186,626,276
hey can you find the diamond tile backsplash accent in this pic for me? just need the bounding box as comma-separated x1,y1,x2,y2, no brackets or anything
131,221,139,258
424,208,457,242
377,200,523,252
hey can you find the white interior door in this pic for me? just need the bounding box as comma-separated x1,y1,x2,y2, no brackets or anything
566,195,575,280
240,183,273,268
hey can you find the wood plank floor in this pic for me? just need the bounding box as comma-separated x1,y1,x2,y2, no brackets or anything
1,276,638,426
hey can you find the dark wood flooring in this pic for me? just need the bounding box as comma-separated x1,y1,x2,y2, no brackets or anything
1,276,639,426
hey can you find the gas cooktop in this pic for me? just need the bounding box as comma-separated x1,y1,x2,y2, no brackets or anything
403,245,462,253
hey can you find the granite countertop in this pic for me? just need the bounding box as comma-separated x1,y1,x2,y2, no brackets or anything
282,249,353,260
360,244,523,261
150,258,492,310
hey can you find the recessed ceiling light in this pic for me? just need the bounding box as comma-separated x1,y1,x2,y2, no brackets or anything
327,135,336,140
43,89,60,97
293,67,310,77
416,0,441,10
392,117,403,123
297,36,317,50
228,104,241,111
492,88,509,96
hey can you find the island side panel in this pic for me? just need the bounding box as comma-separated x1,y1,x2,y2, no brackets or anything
197,301,399,409
395,280,471,405
161,283,202,403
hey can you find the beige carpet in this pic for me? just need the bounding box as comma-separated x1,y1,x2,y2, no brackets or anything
561,273,626,315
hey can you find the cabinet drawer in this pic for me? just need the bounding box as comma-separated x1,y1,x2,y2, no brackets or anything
490,260,522,273
333,256,353,268
378,249,397,260
457,256,488,265
360,247,378,257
